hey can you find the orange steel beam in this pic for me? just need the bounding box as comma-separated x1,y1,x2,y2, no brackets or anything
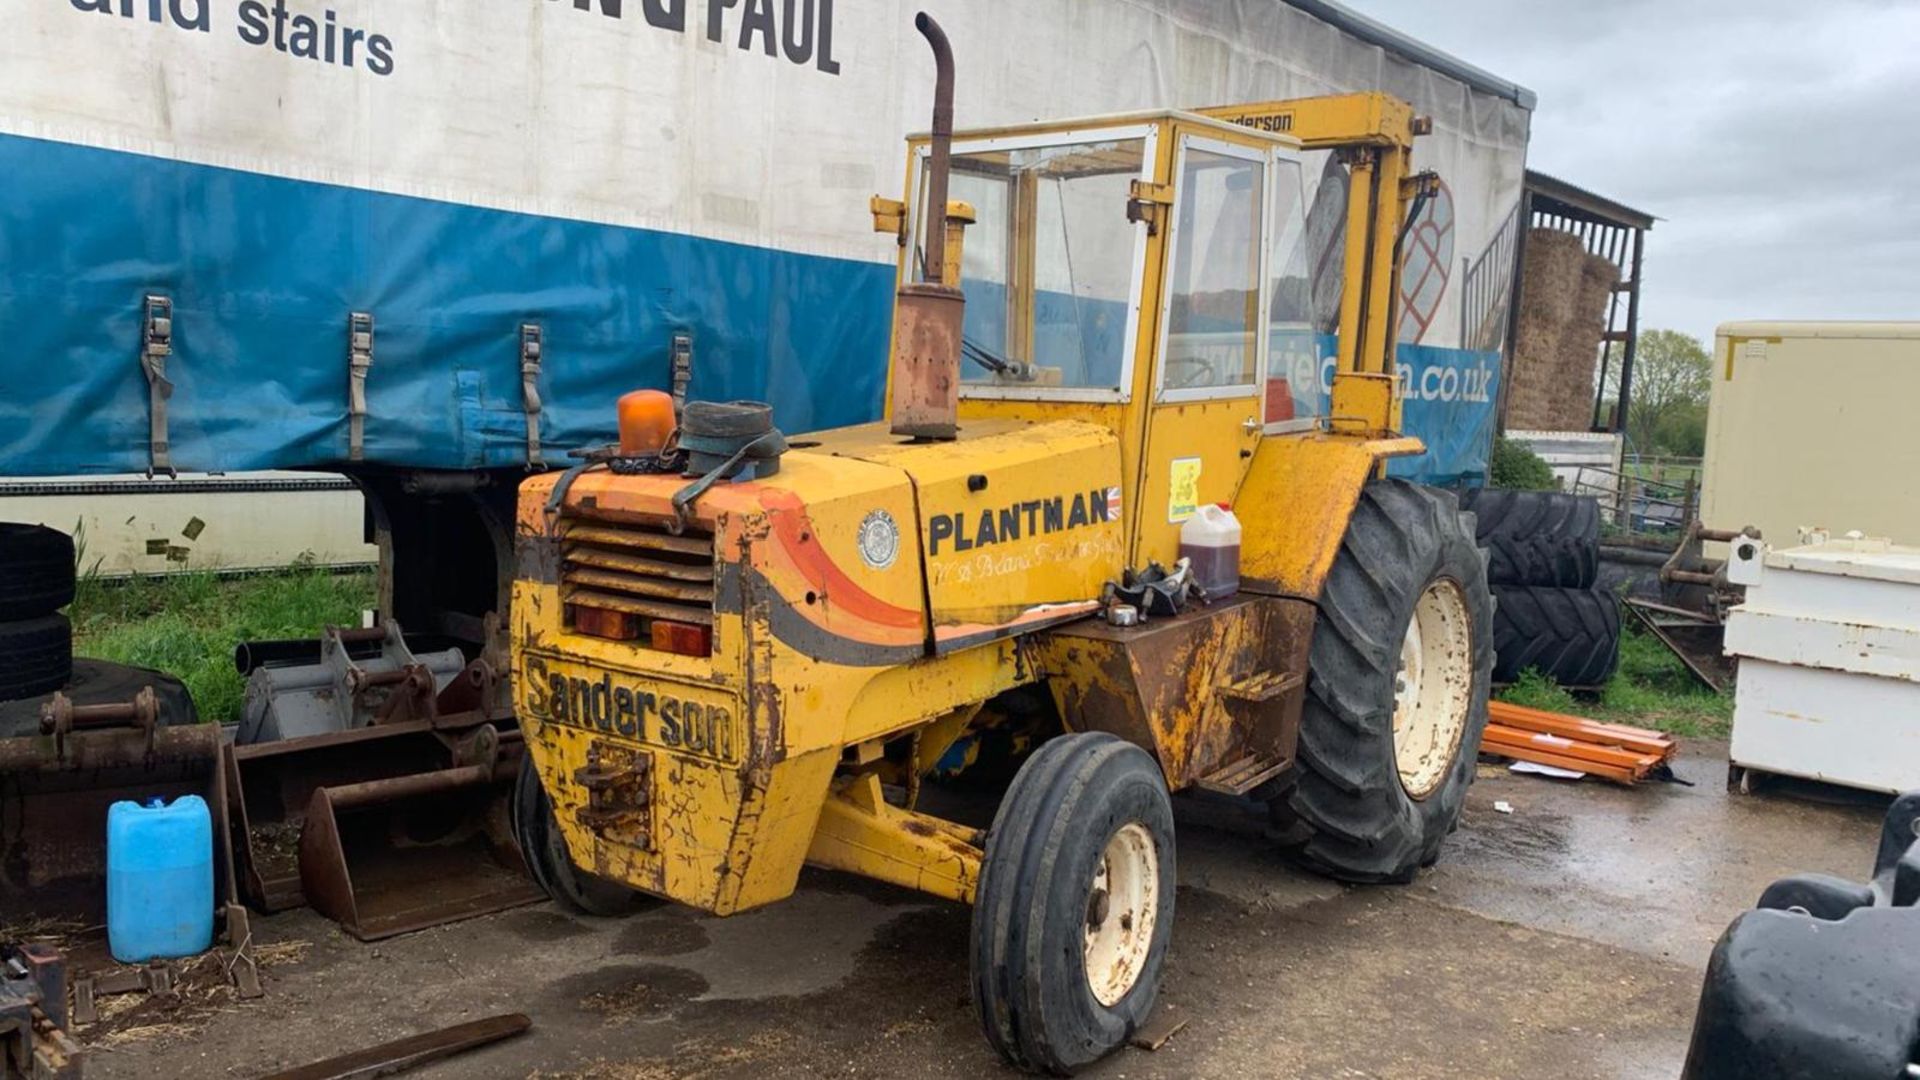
1488,701,1675,759
1483,725,1657,773
1480,737,1641,785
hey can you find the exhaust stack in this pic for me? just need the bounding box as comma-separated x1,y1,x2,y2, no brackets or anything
889,12,964,441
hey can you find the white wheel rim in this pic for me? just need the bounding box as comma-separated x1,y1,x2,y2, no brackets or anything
1083,822,1159,1007
1393,579,1474,799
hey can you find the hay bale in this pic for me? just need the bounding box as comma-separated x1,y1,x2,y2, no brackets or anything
1506,230,1624,431
1507,309,1563,430
1545,253,1620,429
1519,228,1586,325
1504,228,1591,430
1578,251,1619,312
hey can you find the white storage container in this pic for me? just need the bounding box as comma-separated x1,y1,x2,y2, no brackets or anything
1705,322,1920,548
1724,530,1920,793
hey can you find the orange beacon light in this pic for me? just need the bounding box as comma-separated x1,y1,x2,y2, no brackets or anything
616,389,676,456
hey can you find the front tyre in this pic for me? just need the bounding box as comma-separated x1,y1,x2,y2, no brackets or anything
971,732,1175,1075
1267,480,1493,883
511,753,653,917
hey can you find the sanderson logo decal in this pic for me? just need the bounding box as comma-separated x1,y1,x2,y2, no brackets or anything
928,487,1120,556
523,656,735,762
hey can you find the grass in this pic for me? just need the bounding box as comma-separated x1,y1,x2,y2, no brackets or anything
1498,621,1734,738
62,559,1729,742
69,562,376,724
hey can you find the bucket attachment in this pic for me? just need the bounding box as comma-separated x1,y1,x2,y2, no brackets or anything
2,683,263,1003
298,754,537,941
224,615,540,939
238,622,470,745
228,714,541,942
0,693,234,925
228,721,540,935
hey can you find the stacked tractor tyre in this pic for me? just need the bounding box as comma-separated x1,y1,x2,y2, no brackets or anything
0,523,201,738
1459,489,1622,688
0,524,76,708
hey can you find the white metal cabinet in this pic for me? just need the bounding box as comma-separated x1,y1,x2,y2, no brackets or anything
1725,530,1920,793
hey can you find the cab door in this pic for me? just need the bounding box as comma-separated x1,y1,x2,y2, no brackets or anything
1132,131,1272,565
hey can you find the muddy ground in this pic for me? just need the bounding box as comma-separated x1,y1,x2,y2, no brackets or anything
74,742,1885,1079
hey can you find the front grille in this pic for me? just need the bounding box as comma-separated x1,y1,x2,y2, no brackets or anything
560,520,716,634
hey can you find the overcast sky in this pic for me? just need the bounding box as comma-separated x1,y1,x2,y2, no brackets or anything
1346,0,1920,346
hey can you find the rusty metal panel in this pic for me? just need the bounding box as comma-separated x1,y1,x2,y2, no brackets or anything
1030,596,1314,792
888,283,966,440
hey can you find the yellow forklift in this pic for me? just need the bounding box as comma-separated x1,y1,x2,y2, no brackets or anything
510,14,1491,1073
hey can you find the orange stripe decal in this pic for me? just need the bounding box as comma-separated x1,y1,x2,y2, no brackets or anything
760,492,924,631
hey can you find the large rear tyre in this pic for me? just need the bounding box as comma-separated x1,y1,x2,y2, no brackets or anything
1490,584,1622,686
511,753,653,918
972,732,1175,1075
1458,489,1599,587
1264,480,1493,883
0,658,196,738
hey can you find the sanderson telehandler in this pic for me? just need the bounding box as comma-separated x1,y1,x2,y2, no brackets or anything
510,14,1491,1073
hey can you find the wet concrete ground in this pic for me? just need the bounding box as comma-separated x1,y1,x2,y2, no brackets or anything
91,741,1886,1080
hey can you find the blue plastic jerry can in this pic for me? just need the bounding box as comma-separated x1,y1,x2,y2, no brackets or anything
107,795,214,964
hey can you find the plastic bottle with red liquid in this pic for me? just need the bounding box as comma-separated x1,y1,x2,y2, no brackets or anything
1180,503,1242,601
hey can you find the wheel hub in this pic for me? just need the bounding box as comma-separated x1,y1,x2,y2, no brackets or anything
1392,579,1474,799
1082,822,1158,1007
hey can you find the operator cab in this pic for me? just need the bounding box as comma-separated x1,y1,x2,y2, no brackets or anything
887,109,1343,563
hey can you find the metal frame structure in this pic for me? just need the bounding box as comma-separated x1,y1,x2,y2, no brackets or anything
1498,171,1655,434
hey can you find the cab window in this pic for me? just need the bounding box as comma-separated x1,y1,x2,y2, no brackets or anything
916,138,1147,393
1161,146,1265,394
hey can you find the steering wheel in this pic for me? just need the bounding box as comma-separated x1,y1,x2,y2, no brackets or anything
1164,354,1221,390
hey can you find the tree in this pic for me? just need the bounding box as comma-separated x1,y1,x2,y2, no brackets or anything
1623,329,1711,456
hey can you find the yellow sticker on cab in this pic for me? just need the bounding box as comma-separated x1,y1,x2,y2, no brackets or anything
521,653,740,764
1168,456,1202,523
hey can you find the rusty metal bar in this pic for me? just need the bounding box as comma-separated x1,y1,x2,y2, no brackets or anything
0,722,218,774
564,546,714,581
260,1013,531,1080
563,587,715,626
318,761,509,812
563,567,714,604
39,686,158,735
562,523,710,556
345,665,428,692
